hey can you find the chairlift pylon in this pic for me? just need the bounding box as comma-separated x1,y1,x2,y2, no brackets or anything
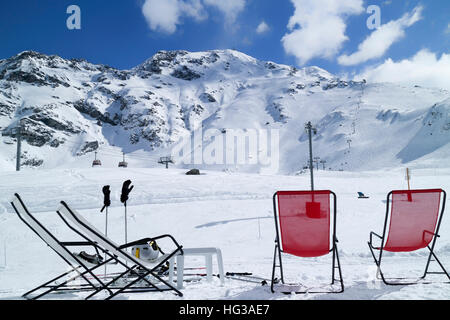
158,156,174,169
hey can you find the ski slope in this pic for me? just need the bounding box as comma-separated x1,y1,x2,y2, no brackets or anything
1,50,449,174
0,167,449,300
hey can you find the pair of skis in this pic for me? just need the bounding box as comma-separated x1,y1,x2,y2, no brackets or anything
178,268,276,286
225,272,277,286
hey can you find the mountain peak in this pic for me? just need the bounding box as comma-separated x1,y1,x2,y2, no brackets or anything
0,49,448,172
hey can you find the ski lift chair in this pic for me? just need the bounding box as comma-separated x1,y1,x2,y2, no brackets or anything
118,161,128,168
92,160,102,167
368,189,450,285
57,201,184,300
118,153,128,168
271,190,344,294
10,194,113,300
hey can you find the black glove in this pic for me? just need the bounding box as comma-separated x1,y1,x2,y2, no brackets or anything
120,180,134,204
100,185,111,213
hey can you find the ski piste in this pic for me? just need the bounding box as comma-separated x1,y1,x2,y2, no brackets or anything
1,17,450,302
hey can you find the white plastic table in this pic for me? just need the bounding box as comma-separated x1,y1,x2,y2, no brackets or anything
168,247,225,289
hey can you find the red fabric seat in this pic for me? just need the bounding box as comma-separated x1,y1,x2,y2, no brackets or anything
271,190,344,293
276,190,331,258
384,189,442,252
367,189,449,285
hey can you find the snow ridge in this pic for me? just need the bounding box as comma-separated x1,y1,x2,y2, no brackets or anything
0,50,449,173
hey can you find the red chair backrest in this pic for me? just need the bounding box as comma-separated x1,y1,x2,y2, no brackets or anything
275,191,332,258
384,189,443,252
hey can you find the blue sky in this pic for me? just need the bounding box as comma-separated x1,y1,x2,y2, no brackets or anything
0,0,449,88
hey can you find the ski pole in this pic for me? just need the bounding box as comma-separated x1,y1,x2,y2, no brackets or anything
105,207,108,239
124,203,127,244
121,180,134,243
101,185,111,278
104,206,108,277
121,180,134,267
186,273,270,286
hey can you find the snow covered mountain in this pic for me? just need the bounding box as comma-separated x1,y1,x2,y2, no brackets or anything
0,49,448,173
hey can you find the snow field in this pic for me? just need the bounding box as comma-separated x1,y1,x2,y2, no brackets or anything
0,167,449,299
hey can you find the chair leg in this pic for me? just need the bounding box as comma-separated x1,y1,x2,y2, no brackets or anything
105,266,184,300
85,264,141,300
331,244,336,284
422,246,450,281
368,243,449,285
205,254,213,282
90,248,176,299
32,258,114,300
176,254,184,290
168,256,175,285
216,249,225,286
89,249,184,300
23,266,81,299
367,242,391,285
271,242,284,293
332,245,344,292
270,243,343,294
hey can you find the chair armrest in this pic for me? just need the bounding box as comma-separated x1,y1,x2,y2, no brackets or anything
61,241,96,246
152,234,183,251
369,232,383,249
423,230,439,243
327,237,340,253
119,239,149,249
119,235,183,254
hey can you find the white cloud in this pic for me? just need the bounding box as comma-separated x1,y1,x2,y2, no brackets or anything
338,6,423,66
256,21,270,34
180,0,207,20
282,0,364,66
446,23,450,34
203,0,246,24
142,0,207,34
142,0,247,34
142,0,179,34
357,49,450,90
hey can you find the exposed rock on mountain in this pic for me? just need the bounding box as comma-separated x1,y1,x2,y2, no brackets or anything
0,49,448,172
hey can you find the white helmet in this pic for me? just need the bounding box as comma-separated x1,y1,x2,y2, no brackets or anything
132,241,160,262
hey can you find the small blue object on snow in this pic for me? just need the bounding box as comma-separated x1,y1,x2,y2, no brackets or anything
358,192,369,199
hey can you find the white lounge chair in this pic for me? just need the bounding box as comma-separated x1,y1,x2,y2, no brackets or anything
57,201,184,299
10,194,113,300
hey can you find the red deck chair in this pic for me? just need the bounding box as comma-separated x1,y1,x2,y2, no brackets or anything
271,190,344,294
368,189,450,285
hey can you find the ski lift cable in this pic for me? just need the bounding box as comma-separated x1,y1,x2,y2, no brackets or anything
98,148,155,158
92,148,155,159
18,133,165,161
26,140,159,161
18,122,183,159
99,146,164,159
93,149,160,161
